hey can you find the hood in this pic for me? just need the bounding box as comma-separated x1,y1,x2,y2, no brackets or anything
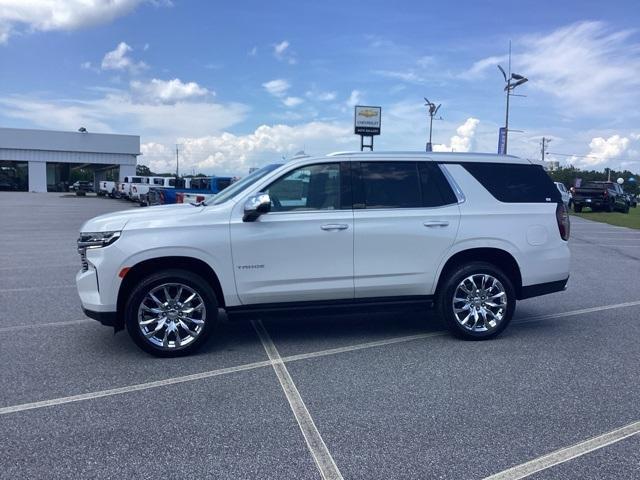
80,203,207,233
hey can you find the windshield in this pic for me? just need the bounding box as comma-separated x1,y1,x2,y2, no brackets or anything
206,163,283,205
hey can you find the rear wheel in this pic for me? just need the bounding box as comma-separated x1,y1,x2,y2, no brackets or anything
573,204,582,213
437,262,516,340
124,269,218,357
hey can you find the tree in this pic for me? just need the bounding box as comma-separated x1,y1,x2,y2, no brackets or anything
136,164,153,176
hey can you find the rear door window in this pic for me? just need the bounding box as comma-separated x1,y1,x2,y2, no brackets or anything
357,161,456,209
359,162,422,208
462,163,561,203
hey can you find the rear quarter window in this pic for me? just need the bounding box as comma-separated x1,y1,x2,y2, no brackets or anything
462,162,561,203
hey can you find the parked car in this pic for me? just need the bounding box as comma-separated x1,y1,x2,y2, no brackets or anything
554,182,572,207
71,181,94,196
572,181,629,213
0,166,20,191
77,152,570,357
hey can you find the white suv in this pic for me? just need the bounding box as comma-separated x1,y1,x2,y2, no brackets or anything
77,152,571,356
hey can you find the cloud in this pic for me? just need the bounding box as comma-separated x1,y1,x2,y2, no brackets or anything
248,46,257,56
282,96,303,107
517,21,640,114
141,121,353,175
130,78,212,104
571,135,631,167
433,118,480,152
466,22,640,115
273,40,296,64
0,87,247,140
305,89,336,101
462,55,509,78
0,0,164,44
101,41,147,73
346,90,362,107
374,70,424,83
262,78,290,97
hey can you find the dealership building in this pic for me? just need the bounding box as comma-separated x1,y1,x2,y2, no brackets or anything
0,127,140,192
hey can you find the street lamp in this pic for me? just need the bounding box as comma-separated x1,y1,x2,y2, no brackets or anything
424,97,442,152
497,65,528,154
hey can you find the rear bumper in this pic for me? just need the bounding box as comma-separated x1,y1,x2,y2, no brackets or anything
519,277,569,300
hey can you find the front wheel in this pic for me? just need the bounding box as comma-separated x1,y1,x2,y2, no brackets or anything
124,269,218,357
437,262,516,340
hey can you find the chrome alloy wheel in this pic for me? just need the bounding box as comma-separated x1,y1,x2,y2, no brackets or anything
451,274,507,332
137,283,207,350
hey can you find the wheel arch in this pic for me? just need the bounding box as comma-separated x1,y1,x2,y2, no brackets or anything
116,256,225,330
434,247,523,299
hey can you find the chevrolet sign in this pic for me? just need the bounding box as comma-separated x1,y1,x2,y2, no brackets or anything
354,105,381,135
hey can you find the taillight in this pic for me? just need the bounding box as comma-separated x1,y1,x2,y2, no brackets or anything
556,202,570,241
603,190,608,198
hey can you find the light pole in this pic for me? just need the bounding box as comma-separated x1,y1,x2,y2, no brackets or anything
497,54,527,154
424,98,442,152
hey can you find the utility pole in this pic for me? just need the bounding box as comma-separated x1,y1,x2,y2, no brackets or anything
541,137,551,162
175,144,180,178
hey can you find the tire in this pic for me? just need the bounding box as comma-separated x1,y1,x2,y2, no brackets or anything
605,202,613,213
124,269,218,357
436,261,516,340
623,204,630,214
573,204,582,213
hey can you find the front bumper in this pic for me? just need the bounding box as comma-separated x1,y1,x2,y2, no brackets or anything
82,307,118,327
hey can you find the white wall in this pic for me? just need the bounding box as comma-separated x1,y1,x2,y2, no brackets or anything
119,164,136,182
28,161,47,192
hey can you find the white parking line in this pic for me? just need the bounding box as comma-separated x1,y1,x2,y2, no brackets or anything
484,420,640,480
253,320,343,480
517,300,640,323
0,319,91,332
0,264,75,271
571,244,640,248
0,359,274,415
1,299,639,416
0,285,75,293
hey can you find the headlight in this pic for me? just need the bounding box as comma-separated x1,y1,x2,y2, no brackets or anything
78,231,121,250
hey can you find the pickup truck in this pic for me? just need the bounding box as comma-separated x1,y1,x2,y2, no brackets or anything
119,176,147,200
572,181,629,213
98,181,118,197
144,176,233,206
134,177,176,205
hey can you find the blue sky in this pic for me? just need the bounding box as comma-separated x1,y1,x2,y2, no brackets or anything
0,0,639,175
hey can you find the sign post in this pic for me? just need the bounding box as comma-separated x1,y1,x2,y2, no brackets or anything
354,105,381,151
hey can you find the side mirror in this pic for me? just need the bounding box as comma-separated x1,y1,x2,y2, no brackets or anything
243,193,271,222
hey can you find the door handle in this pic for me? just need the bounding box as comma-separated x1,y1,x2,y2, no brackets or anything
423,221,449,228
321,224,349,231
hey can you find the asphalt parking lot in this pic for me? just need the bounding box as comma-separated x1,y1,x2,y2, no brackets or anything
1,192,639,480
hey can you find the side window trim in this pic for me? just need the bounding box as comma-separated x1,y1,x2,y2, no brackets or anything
437,163,466,204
